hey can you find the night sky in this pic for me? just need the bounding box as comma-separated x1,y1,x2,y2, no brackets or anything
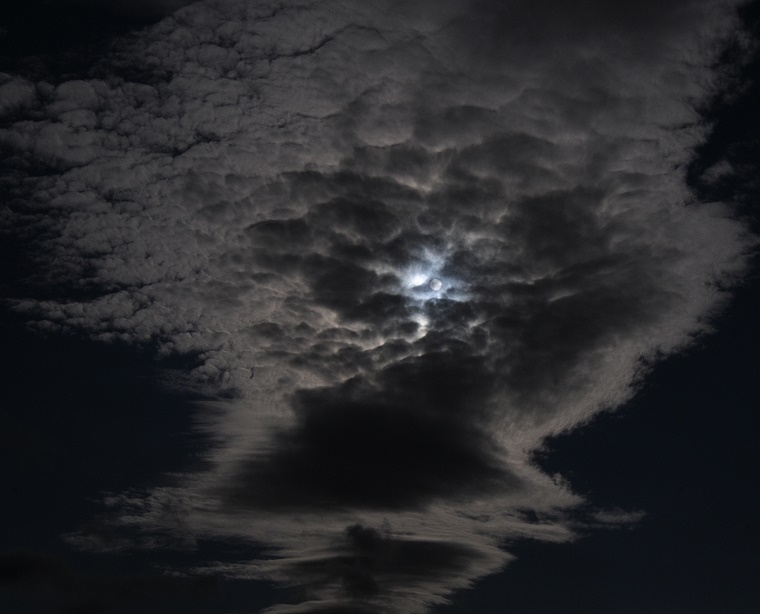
1,1,759,613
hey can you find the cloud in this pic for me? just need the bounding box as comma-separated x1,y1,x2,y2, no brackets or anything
0,0,755,612
221,352,521,512
258,524,502,613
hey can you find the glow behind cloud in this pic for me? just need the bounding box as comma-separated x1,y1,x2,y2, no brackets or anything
0,0,754,612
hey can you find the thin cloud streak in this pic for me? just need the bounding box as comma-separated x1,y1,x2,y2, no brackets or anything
0,0,755,612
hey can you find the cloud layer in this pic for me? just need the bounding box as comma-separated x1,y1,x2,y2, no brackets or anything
1,0,754,611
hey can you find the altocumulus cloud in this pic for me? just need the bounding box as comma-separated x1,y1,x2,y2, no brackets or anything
0,0,755,612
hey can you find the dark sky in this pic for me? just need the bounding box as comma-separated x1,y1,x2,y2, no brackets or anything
1,1,759,613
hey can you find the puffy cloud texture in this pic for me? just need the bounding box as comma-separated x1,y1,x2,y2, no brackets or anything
1,0,754,612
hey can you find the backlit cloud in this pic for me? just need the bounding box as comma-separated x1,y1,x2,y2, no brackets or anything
1,0,754,611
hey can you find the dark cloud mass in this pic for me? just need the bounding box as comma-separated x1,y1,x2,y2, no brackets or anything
0,0,756,612
224,353,520,511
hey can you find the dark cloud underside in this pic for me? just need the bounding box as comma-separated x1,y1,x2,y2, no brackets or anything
224,353,519,511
